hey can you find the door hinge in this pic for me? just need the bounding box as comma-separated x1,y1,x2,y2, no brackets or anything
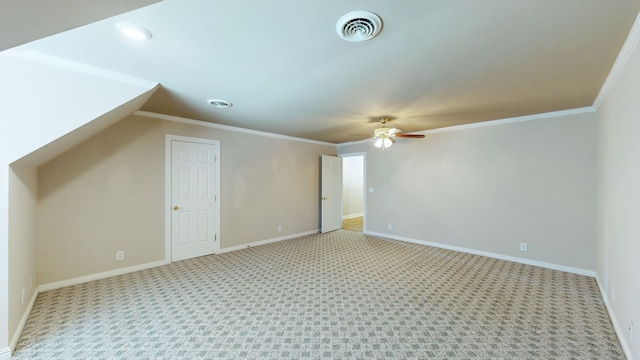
215,234,217,241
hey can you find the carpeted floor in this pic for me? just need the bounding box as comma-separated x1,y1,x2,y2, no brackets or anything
13,231,624,359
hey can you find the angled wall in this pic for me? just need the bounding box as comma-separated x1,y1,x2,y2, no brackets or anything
0,51,157,356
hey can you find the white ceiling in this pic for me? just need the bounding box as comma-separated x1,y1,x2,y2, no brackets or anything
3,0,640,144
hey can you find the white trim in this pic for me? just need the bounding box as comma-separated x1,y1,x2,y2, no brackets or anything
217,230,319,254
38,260,169,293
337,107,596,147
593,11,640,109
9,288,39,353
138,111,336,147
596,276,635,360
165,135,221,261
342,213,363,220
364,230,596,277
596,272,608,303
0,347,10,360
422,107,595,134
338,152,367,232
4,49,159,89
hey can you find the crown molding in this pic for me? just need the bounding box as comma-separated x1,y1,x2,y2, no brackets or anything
421,107,595,135
338,106,595,147
593,11,640,109
135,111,336,147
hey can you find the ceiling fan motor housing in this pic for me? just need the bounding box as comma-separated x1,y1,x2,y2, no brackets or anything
374,126,399,137
374,127,390,137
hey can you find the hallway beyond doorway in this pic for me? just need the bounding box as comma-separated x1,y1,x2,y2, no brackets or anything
342,216,363,232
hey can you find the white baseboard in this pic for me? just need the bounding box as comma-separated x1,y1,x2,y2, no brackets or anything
38,259,169,293
364,231,596,277
595,273,608,302
8,287,39,355
596,275,635,360
342,213,363,220
218,230,319,254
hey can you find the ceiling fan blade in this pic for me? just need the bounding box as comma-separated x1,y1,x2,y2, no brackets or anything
394,133,425,138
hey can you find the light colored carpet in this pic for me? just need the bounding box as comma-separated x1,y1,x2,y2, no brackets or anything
341,216,363,232
14,231,624,359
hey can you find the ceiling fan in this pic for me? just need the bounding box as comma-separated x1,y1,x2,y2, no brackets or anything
371,118,425,149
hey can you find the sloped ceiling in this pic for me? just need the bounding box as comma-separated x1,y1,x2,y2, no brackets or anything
0,0,160,50
3,0,640,144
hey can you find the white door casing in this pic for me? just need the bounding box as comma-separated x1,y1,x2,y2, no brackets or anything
166,135,220,262
339,152,366,232
321,155,343,233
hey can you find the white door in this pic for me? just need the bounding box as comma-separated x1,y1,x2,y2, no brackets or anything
171,140,219,261
321,155,343,233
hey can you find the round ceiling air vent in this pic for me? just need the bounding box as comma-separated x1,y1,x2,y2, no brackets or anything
336,11,382,42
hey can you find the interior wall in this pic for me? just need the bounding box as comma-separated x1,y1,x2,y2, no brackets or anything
342,156,364,218
37,114,335,285
0,52,157,356
0,165,8,356
37,116,165,284
596,22,640,357
7,164,38,350
338,110,597,272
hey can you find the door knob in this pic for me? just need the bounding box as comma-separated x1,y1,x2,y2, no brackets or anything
321,197,328,200
173,205,182,211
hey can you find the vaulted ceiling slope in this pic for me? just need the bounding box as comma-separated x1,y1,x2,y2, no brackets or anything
3,0,640,144
0,0,160,50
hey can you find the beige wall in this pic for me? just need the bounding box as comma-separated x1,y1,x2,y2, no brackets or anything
338,111,597,272
7,164,38,347
0,52,157,352
37,114,335,285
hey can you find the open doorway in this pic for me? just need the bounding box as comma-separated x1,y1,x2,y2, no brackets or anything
340,153,365,232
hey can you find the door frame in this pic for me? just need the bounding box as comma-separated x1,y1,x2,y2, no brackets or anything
165,134,221,262
339,152,366,232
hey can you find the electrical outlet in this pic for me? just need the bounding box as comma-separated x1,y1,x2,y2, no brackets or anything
520,243,528,251
21,288,25,305
116,251,125,261
629,320,633,338
387,224,393,230
277,225,282,232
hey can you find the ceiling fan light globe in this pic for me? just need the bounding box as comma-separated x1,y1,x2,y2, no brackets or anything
374,136,394,149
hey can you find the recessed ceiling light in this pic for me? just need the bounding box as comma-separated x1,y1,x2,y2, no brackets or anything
207,99,233,108
116,21,152,40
